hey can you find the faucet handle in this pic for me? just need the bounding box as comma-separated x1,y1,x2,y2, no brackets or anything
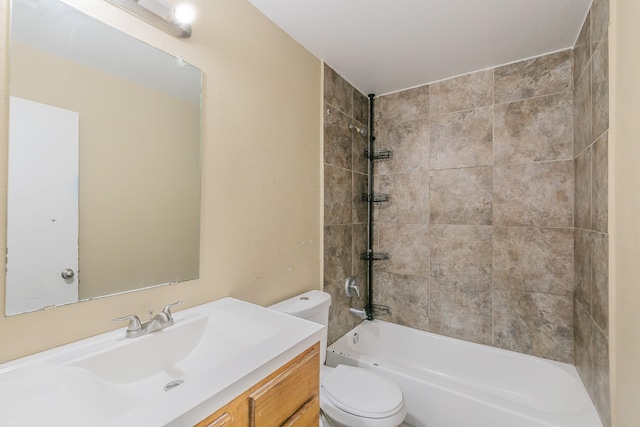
113,314,142,332
345,276,360,298
161,300,182,321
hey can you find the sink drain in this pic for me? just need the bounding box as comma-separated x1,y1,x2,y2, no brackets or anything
164,379,185,391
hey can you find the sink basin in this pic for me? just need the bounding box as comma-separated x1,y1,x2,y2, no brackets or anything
71,310,278,409
0,297,323,426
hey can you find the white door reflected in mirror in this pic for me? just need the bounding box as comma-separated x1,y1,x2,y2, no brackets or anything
6,96,79,314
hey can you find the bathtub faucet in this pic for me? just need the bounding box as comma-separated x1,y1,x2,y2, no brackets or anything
349,307,367,319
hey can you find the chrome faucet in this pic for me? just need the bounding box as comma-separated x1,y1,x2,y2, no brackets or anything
114,301,182,338
349,307,367,319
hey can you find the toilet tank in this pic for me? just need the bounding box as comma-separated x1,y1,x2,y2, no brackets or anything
268,290,331,326
269,290,331,365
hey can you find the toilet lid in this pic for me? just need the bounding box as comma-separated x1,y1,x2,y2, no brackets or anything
322,365,404,418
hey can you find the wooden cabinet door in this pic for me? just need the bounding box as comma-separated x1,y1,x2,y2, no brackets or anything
249,343,320,427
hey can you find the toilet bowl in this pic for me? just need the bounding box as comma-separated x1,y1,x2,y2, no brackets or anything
320,365,406,427
269,290,407,427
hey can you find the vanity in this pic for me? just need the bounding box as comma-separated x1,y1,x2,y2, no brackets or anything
0,298,323,426
193,343,320,426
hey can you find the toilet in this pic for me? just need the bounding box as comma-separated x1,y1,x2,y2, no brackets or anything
269,290,407,427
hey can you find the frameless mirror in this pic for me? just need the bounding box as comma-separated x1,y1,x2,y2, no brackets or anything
5,0,202,315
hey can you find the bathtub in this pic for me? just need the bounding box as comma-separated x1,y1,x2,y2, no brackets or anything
326,320,602,427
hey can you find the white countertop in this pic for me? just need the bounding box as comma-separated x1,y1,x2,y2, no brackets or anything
0,297,323,426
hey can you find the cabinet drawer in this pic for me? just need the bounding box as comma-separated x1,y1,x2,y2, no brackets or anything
194,394,247,427
249,343,320,426
282,395,319,427
200,412,233,427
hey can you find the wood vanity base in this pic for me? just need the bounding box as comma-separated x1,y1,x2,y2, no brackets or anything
195,343,320,427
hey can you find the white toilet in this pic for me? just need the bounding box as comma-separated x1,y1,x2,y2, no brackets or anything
269,290,407,427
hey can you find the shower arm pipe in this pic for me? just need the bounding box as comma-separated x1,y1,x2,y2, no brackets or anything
366,94,375,321
349,123,368,138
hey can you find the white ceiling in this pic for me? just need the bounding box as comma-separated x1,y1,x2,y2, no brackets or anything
248,0,592,95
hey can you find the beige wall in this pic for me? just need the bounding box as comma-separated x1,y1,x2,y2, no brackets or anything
610,1,640,425
10,42,201,300
0,0,322,362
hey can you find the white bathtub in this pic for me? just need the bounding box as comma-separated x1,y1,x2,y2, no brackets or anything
326,320,602,427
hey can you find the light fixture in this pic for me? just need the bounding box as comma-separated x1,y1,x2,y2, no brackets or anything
173,3,196,25
104,0,194,38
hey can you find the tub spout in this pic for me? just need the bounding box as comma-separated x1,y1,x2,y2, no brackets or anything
349,308,367,319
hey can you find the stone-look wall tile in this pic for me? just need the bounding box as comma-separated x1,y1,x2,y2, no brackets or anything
353,90,369,125
493,161,573,227
494,289,573,363
376,119,430,175
430,167,492,225
592,233,609,333
574,65,592,156
592,31,609,141
592,132,608,233
352,223,368,276
326,279,363,345
375,85,429,125
574,148,592,229
353,172,368,224
324,165,352,225
494,50,572,104
430,224,493,284
324,225,352,293
352,128,369,174
574,301,594,388
591,0,610,53
575,299,611,427
591,324,611,427
494,92,573,164
377,172,429,224
374,272,429,331
325,52,590,380
493,227,573,296
324,63,352,116
430,69,493,116
574,228,592,310
430,279,492,345
430,106,493,170
573,5,610,424
377,223,429,277
324,66,369,346
324,105,352,169
574,12,591,85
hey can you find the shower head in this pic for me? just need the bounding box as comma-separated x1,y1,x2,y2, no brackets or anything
348,124,368,138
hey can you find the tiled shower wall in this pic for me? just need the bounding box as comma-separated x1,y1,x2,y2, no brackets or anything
373,50,575,364
323,65,370,344
573,0,610,424
323,8,610,422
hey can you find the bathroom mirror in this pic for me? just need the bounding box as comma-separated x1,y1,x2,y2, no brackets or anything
5,0,202,315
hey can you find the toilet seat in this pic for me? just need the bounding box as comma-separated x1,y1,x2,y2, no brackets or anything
321,365,404,419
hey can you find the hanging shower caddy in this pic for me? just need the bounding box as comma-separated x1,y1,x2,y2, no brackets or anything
360,94,392,320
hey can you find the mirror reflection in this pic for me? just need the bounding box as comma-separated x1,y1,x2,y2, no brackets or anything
6,0,202,315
